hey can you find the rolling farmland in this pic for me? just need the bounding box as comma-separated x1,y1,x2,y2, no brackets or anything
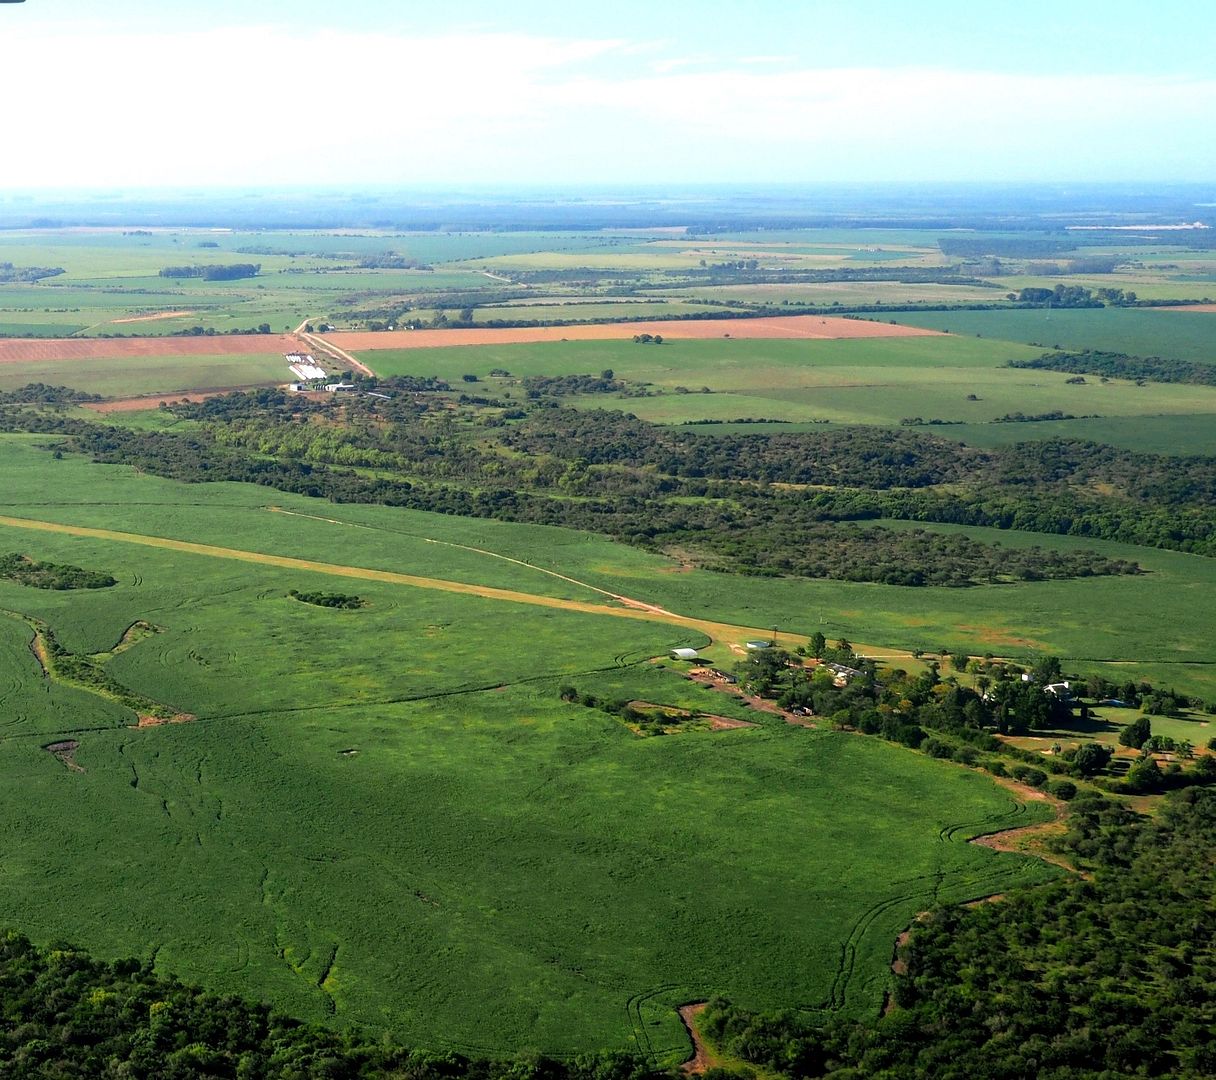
1,210,1214,1069
0,435,1062,1057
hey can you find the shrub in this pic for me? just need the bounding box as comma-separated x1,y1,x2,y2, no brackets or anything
1049,780,1078,801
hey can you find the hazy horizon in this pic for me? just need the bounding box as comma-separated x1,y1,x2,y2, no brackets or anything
2,0,1214,190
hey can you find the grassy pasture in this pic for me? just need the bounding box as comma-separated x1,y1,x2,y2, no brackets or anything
943,413,1216,455
360,336,1216,427
0,352,288,396
1003,707,1215,759
887,307,1216,364
0,436,1061,1056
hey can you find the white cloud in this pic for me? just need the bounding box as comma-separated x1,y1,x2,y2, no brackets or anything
3,25,1214,187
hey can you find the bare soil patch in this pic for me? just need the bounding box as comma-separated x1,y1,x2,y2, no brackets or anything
971,820,1076,873
1157,304,1216,312
44,739,84,772
324,315,944,353
678,1003,719,1075
0,334,300,363
685,668,812,726
626,700,756,733
133,713,196,728
110,310,196,324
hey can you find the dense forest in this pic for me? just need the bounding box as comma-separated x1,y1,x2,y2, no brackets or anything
6,387,1213,582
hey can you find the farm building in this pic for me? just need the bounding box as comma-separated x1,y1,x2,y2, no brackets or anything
287,353,328,381
670,648,700,661
324,382,356,392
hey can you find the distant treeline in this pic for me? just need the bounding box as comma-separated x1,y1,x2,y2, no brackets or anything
356,254,432,270
1009,349,1216,386
0,383,101,405
158,263,260,280
169,323,273,337
0,399,1165,583
0,262,65,283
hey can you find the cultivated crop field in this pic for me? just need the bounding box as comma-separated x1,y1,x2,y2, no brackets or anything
0,436,1062,1058
889,306,1216,363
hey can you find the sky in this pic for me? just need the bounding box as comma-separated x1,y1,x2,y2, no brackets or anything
2,0,1214,189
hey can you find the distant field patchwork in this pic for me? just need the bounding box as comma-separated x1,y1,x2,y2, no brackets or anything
357,334,1216,428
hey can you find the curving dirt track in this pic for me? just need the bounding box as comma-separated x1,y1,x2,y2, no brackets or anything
0,334,301,363
678,1003,718,1074
322,315,945,353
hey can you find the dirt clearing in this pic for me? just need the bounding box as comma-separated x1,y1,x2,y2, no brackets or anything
323,315,944,353
44,740,84,772
678,1003,718,1074
110,311,196,324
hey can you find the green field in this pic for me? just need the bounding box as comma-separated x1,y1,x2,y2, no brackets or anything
358,335,1216,428
941,413,1216,455
0,352,290,396
0,435,1061,1057
888,307,1216,363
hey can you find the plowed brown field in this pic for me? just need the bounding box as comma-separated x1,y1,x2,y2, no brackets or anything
0,334,301,363
326,315,944,352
